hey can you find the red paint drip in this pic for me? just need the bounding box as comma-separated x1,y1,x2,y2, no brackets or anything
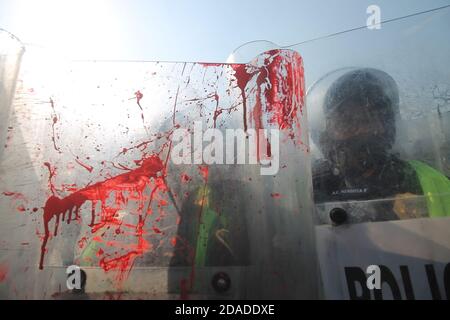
74,158,93,173
260,50,304,132
39,155,165,279
231,64,254,132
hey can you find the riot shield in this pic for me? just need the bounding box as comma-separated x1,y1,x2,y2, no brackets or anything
0,44,317,299
302,7,450,299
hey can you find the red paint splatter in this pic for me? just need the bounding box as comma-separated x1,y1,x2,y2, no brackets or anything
10,49,305,292
39,155,165,281
231,50,305,145
252,50,304,159
99,251,141,282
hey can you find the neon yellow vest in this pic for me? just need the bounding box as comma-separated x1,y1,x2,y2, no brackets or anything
408,160,450,217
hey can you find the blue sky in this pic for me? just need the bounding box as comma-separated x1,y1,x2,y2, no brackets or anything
1,0,450,62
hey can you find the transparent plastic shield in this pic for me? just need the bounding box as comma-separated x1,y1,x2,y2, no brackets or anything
0,48,317,299
302,9,450,223
296,7,450,299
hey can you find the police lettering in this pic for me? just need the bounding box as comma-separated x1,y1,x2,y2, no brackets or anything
345,263,450,300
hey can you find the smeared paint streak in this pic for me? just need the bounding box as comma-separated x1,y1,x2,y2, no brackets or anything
49,98,61,153
74,158,93,173
39,155,165,280
0,264,8,282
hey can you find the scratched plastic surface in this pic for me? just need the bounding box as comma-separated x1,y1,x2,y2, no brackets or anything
0,31,24,162
0,43,317,299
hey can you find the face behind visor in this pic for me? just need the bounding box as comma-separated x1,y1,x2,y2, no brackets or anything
310,68,400,178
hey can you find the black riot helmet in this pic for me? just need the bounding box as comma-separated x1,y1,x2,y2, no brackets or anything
324,68,399,145
308,68,400,178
